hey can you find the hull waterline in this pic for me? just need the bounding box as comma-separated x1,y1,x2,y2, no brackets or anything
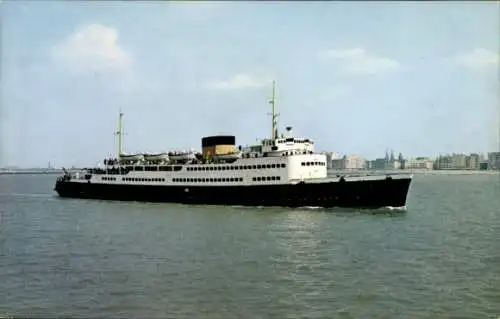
54,176,412,209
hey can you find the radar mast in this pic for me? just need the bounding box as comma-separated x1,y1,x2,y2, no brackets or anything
115,109,124,159
268,80,279,140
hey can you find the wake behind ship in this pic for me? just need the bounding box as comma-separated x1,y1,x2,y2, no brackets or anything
54,81,413,209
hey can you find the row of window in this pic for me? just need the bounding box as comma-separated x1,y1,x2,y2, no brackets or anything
101,159,326,173
123,177,166,182
252,176,281,181
173,177,244,183
101,176,282,183
262,138,313,146
186,163,286,171
301,161,326,166
132,166,182,172
277,138,312,144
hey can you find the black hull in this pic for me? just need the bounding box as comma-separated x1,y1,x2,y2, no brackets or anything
54,178,412,209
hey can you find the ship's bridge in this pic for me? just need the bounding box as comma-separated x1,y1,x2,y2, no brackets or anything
243,126,315,157
269,126,314,155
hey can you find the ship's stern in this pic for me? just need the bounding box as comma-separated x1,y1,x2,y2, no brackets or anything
53,174,73,197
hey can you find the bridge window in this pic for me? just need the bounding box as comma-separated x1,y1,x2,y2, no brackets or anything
252,176,280,182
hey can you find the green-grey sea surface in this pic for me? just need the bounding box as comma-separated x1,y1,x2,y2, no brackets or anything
0,173,499,318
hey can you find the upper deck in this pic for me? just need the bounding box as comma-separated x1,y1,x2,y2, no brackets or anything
69,80,329,182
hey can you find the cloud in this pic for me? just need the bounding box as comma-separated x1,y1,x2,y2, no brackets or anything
321,48,400,75
451,48,499,70
205,73,273,90
50,24,131,74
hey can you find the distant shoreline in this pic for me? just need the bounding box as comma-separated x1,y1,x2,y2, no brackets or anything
0,170,63,175
1,168,498,176
328,169,499,176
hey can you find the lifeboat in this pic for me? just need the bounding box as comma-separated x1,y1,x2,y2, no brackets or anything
168,151,196,162
143,153,169,162
119,153,145,162
212,151,242,161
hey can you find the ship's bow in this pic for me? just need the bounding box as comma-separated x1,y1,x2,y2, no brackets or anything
381,174,413,208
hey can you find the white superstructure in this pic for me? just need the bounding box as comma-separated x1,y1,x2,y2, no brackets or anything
72,130,328,186
64,80,410,187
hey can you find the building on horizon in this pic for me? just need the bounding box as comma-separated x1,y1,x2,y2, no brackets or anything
434,155,453,170
324,152,342,170
404,157,434,170
488,152,500,170
435,152,486,170
452,153,467,169
344,154,367,170
330,154,366,170
466,153,480,170
367,149,402,170
479,161,489,170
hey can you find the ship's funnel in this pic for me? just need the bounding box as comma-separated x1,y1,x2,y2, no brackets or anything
285,126,293,137
201,135,236,157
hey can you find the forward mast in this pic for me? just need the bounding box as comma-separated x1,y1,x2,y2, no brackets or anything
269,80,279,140
115,109,124,160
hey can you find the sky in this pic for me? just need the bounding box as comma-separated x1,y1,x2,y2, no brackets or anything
1,1,499,168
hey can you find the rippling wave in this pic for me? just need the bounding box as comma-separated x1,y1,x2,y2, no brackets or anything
0,174,499,318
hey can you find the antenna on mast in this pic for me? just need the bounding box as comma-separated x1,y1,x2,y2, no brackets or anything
115,109,124,159
268,80,279,140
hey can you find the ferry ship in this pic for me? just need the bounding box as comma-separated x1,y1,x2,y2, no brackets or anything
54,81,413,209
